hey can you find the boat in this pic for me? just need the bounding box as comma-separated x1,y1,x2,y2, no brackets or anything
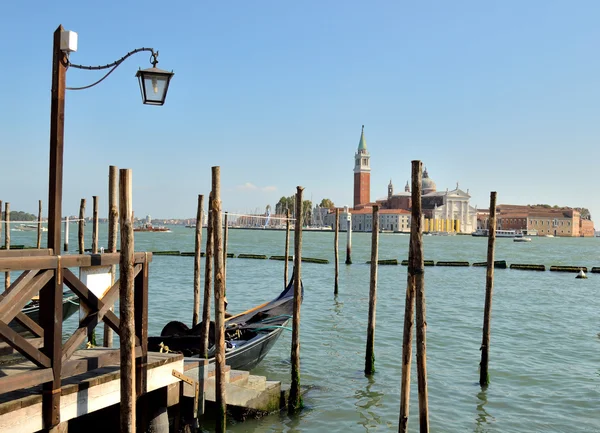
15,224,48,232
513,234,532,242
9,291,80,334
472,229,517,238
148,277,302,371
133,222,171,233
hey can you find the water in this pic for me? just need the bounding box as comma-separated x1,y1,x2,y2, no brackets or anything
7,226,600,432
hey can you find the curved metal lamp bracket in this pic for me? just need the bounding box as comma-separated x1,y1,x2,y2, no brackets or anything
66,47,158,91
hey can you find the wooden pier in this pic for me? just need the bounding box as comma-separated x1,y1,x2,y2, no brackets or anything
0,350,183,432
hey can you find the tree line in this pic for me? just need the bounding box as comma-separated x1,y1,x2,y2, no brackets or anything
0,210,38,222
274,196,336,223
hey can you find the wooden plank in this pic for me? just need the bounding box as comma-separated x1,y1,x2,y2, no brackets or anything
0,368,53,395
0,270,37,304
61,347,142,378
135,254,149,396
0,249,53,258
0,252,152,272
0,337,42,356
0,321,50,367
0,270,53,324
13,312,44,338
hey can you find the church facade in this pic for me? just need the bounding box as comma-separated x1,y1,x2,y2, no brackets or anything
352,128,477,233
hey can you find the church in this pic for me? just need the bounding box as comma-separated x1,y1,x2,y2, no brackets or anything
352,126,477,234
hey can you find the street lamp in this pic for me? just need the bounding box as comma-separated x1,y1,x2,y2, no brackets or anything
41,25,174,430
47,24,174,253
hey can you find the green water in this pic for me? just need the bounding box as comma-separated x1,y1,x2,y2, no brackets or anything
8,226,600,432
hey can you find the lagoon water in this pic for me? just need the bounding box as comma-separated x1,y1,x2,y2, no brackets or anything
9,225,600,432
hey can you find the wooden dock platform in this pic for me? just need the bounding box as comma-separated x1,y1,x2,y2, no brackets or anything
0,349,183,433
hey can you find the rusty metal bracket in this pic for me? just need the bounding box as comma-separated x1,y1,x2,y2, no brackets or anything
172,370,200,419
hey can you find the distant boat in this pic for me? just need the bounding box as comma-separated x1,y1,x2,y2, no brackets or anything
185,224,196,229
134,222,171,233
472,229,517,238
15,224,47,232
513,234,532,242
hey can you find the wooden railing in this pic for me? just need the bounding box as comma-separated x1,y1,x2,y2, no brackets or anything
0,250,151,428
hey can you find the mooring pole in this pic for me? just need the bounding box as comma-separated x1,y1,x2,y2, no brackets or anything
78,198,86,254
334,208,340,294
365,205,379,375
119,168,136,433
289,186,304,413
4,202,10,290
192,194,204,327
37,200,43,249
92,196,99,254
284,208,290,286
345,207,352,265
211,167,226,433
223,211,228,295
412,161,429,432
200,192,214,358
480,191,497,387
64,215,69,252
105,165,118,348
0,200,3,257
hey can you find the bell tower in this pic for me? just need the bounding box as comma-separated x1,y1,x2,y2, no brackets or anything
353,125,371,209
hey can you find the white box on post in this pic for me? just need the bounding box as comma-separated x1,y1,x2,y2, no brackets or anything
60,30,78,52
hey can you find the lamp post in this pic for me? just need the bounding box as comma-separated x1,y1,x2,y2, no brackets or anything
41,24,174,431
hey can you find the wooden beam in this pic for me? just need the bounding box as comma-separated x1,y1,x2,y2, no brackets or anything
0,249,53,258
62,347,142,378
0,368,53,395
0,336,42,356
0,252,152,272
0,321,51,367
13,311,45,337
0,270,53,324
135,253,149,396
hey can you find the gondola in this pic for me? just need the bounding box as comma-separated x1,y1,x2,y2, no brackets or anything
9,291,80,334
148,277,302,371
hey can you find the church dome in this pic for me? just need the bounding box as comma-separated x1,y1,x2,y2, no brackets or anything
422,168,436,194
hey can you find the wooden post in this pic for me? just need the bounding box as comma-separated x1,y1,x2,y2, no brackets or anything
345,207,352,264
0,200,2,255
37,200,43,249
192,194,204,327
63,215,69,252
78,198,86,254
365,205,379,375
200,193,213,358
4,202,10,290
211,167,226,433
289,186,304,413
223,211,228,295
334,208,339,295
92,196,99,254
119,168,136,433
41,24,67,430
284,208,290,286
480,191,497,387
104,165,118,348
412,161,429,433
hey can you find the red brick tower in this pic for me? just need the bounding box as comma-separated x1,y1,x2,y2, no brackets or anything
353,125,371,209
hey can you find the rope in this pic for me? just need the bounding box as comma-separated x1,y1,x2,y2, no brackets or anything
252,325,293,332
0,219,86,224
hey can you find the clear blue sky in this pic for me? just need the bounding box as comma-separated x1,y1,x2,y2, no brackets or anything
2,1,599,221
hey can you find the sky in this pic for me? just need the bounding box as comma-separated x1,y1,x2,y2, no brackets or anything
2,1,599,221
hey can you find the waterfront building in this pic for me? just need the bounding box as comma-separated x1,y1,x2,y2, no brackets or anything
379,172,477,234
477,205,595,237
323,207,410,232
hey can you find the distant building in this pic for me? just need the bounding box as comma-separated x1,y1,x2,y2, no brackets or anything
349,126,476,233
379,171,477,234
477,205,595,237
323,206,411,232
353,126,371,209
